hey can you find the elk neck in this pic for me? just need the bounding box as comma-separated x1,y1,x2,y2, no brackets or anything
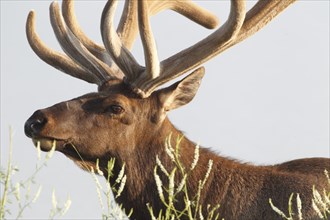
102,115,240,218
104,117,192,193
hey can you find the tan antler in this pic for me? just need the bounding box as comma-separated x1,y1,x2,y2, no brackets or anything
111,0,296,97
26,0,219,87
27,0,295,96
26,11,101,84
100,0,220,83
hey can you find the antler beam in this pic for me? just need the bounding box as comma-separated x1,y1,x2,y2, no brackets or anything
127,0,296,97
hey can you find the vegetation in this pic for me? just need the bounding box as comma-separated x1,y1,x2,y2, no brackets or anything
269,170,330,220
147,134,221,220
90,158,132,220
0,129,71,220
1,130,329,219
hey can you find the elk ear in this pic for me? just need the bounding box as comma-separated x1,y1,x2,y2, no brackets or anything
158,67,205,112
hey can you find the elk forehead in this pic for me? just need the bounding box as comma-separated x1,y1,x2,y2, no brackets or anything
81,83,152,113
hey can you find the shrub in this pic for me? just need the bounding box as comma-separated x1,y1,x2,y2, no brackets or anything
0,129,71,220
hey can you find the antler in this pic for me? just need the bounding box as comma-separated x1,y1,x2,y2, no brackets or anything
27,0,295,96
26,0,219,87
107,0,296,97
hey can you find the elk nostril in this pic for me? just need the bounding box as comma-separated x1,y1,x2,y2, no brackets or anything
24,111,47,138
31,118,46,132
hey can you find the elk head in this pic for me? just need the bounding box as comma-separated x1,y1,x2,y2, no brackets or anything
24,0,219,170
24,0,296,172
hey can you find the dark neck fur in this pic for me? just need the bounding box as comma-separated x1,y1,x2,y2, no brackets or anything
102,118,329,220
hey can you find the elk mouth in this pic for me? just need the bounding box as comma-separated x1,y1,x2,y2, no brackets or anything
32,137,100,173
32,137,72,153
31,137,88,162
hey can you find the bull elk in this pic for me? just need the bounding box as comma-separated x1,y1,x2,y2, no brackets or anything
24,0,329,219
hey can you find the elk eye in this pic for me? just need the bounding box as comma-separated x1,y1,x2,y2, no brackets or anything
108,105,124,114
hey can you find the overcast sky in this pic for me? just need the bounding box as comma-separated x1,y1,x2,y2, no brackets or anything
1,1,329,219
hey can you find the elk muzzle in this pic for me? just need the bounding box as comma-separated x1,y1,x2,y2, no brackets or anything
25,110,60,151
25,110,47,138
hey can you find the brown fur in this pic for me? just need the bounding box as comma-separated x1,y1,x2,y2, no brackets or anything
25,81,330,220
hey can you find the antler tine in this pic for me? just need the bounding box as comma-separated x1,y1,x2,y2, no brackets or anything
116,0,138,50
132,0,296,97
148,1,219,30
61,0,116,69
101,0,144,81
50,1,116,84
235,0,296,46
138,1,160,80
63,0,138,58
26,10,100,84
117,0,219,51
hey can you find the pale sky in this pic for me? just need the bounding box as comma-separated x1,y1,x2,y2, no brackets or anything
1,1,329,219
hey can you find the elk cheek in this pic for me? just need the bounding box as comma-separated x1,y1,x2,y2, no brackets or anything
120,115,133,125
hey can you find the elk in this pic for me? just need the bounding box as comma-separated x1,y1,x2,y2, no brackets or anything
24,0,329,219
